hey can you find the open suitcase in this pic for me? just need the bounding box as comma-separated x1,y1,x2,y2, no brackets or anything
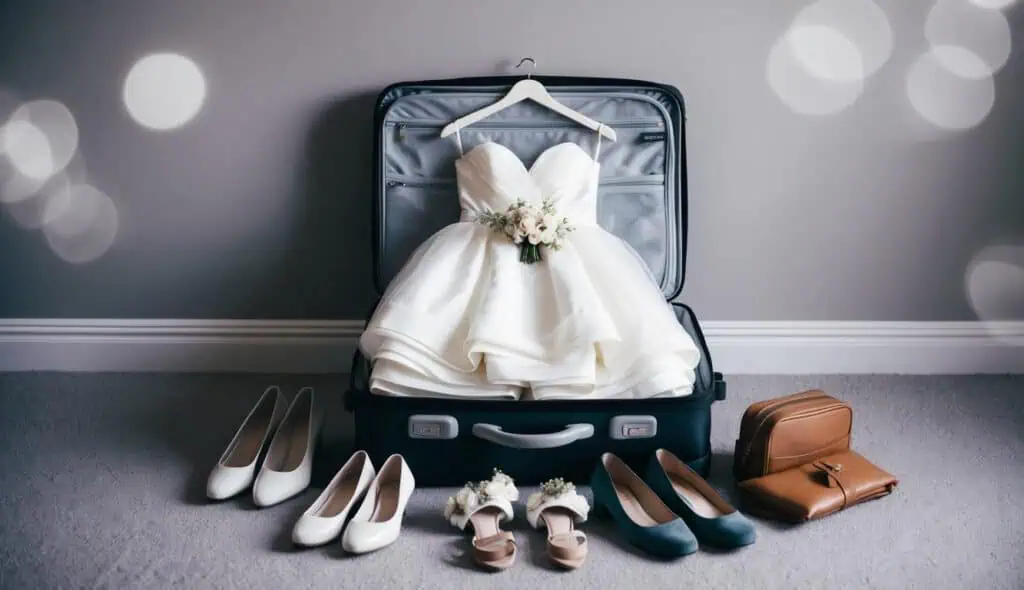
343,75,726,487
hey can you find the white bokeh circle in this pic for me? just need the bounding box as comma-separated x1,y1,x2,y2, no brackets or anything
768,26,865,116
967,0,1018,13
4,173,72,228
965,244,1024,348
41,183,120,263
792,0,893,79
123,52,206,131
1,100,79,181
925,0,1012,77
906,46,995,130
788,25,866,83
0,119,53,180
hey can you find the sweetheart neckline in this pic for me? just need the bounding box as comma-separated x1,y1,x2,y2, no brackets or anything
456,140,600,176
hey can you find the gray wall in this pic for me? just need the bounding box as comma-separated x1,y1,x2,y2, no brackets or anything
0,0,1021,321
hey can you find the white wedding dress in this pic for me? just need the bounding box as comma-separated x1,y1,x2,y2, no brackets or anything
359,133,701,400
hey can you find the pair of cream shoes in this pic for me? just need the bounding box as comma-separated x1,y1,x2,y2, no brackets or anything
444,470,590,571
292,451,415,554
206,386,320,507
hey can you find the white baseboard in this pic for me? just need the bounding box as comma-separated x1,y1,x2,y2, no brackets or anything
0,319,1021,375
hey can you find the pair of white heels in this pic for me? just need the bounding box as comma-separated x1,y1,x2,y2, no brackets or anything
291,450,415,554
206,386,320,507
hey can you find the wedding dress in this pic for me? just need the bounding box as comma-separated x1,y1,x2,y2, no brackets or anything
359,130,701,400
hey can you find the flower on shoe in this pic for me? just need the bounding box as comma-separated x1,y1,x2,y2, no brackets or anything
480,469,519,502
455,486,478,511
445,469,519,525
528,477,590,519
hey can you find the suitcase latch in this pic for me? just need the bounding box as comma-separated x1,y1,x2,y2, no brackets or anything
609,415,658,440
408,415,459,440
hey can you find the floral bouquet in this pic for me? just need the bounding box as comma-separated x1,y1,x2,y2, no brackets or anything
477,198,575,264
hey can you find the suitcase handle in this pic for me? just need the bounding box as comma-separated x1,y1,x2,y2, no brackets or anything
471,423,595,450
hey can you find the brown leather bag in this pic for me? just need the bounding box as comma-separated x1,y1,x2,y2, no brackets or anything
736,449,898,522
733,389,853,482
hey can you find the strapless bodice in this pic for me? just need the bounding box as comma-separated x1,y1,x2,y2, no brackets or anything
455,141,599,226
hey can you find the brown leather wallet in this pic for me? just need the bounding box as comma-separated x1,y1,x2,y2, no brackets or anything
736,449,898,522
733,389,853,481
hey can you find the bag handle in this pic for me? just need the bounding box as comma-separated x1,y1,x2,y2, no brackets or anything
471,423,594,449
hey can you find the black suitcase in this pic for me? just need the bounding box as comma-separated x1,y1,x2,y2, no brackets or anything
343,74,726,487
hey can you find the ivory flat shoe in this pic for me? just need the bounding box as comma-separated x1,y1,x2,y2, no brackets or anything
292,450,375,547
252,387,319,508
646,449,756,549
206,385,287,501
444,469,520,571
341,454,415,554
526,478,590,570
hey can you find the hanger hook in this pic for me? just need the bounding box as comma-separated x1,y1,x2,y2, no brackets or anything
516,57,537,79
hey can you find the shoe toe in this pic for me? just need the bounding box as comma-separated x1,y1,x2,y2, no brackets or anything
206,466,252,500
658,520,699,557
292,515,342,547
252,470,307,507
713,512,757,548
341,522,396,554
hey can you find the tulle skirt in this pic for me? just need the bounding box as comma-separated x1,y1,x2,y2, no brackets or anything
358,221,701,400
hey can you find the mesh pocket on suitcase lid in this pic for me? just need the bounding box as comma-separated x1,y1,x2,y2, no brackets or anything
597,177,669,286
381,179,460,286
383,119,668,179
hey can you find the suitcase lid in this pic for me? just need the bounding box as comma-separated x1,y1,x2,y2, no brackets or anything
372,75,688,300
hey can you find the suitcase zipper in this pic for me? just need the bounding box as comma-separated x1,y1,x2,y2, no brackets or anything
390,118,664,142
388,117,663,129
386,175,663,189
385,178,455,189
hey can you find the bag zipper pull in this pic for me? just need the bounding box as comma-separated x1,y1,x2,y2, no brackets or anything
386,180,405,189
395,123,406,142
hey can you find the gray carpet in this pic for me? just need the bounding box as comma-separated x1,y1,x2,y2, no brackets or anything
0,373,1021,590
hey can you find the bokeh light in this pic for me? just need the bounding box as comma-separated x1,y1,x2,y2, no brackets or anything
966,244,1024,346
967,0,1017,8
926,0,1012,77
767,27,865,116
792,0,893,79
0,99,80,206
4,168,77,229
906,46,995,130
767,0,895,116
123,52,206,131
788,25,865,83
0,119,53,180
41,183,120,264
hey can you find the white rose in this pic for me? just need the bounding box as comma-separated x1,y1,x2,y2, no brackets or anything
482,480,509,501
541,214,557,231
520,216,537,234
528,231,542,245
444,496,456,519
455,487,477,512
503,223,516,238
539,228,556,245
